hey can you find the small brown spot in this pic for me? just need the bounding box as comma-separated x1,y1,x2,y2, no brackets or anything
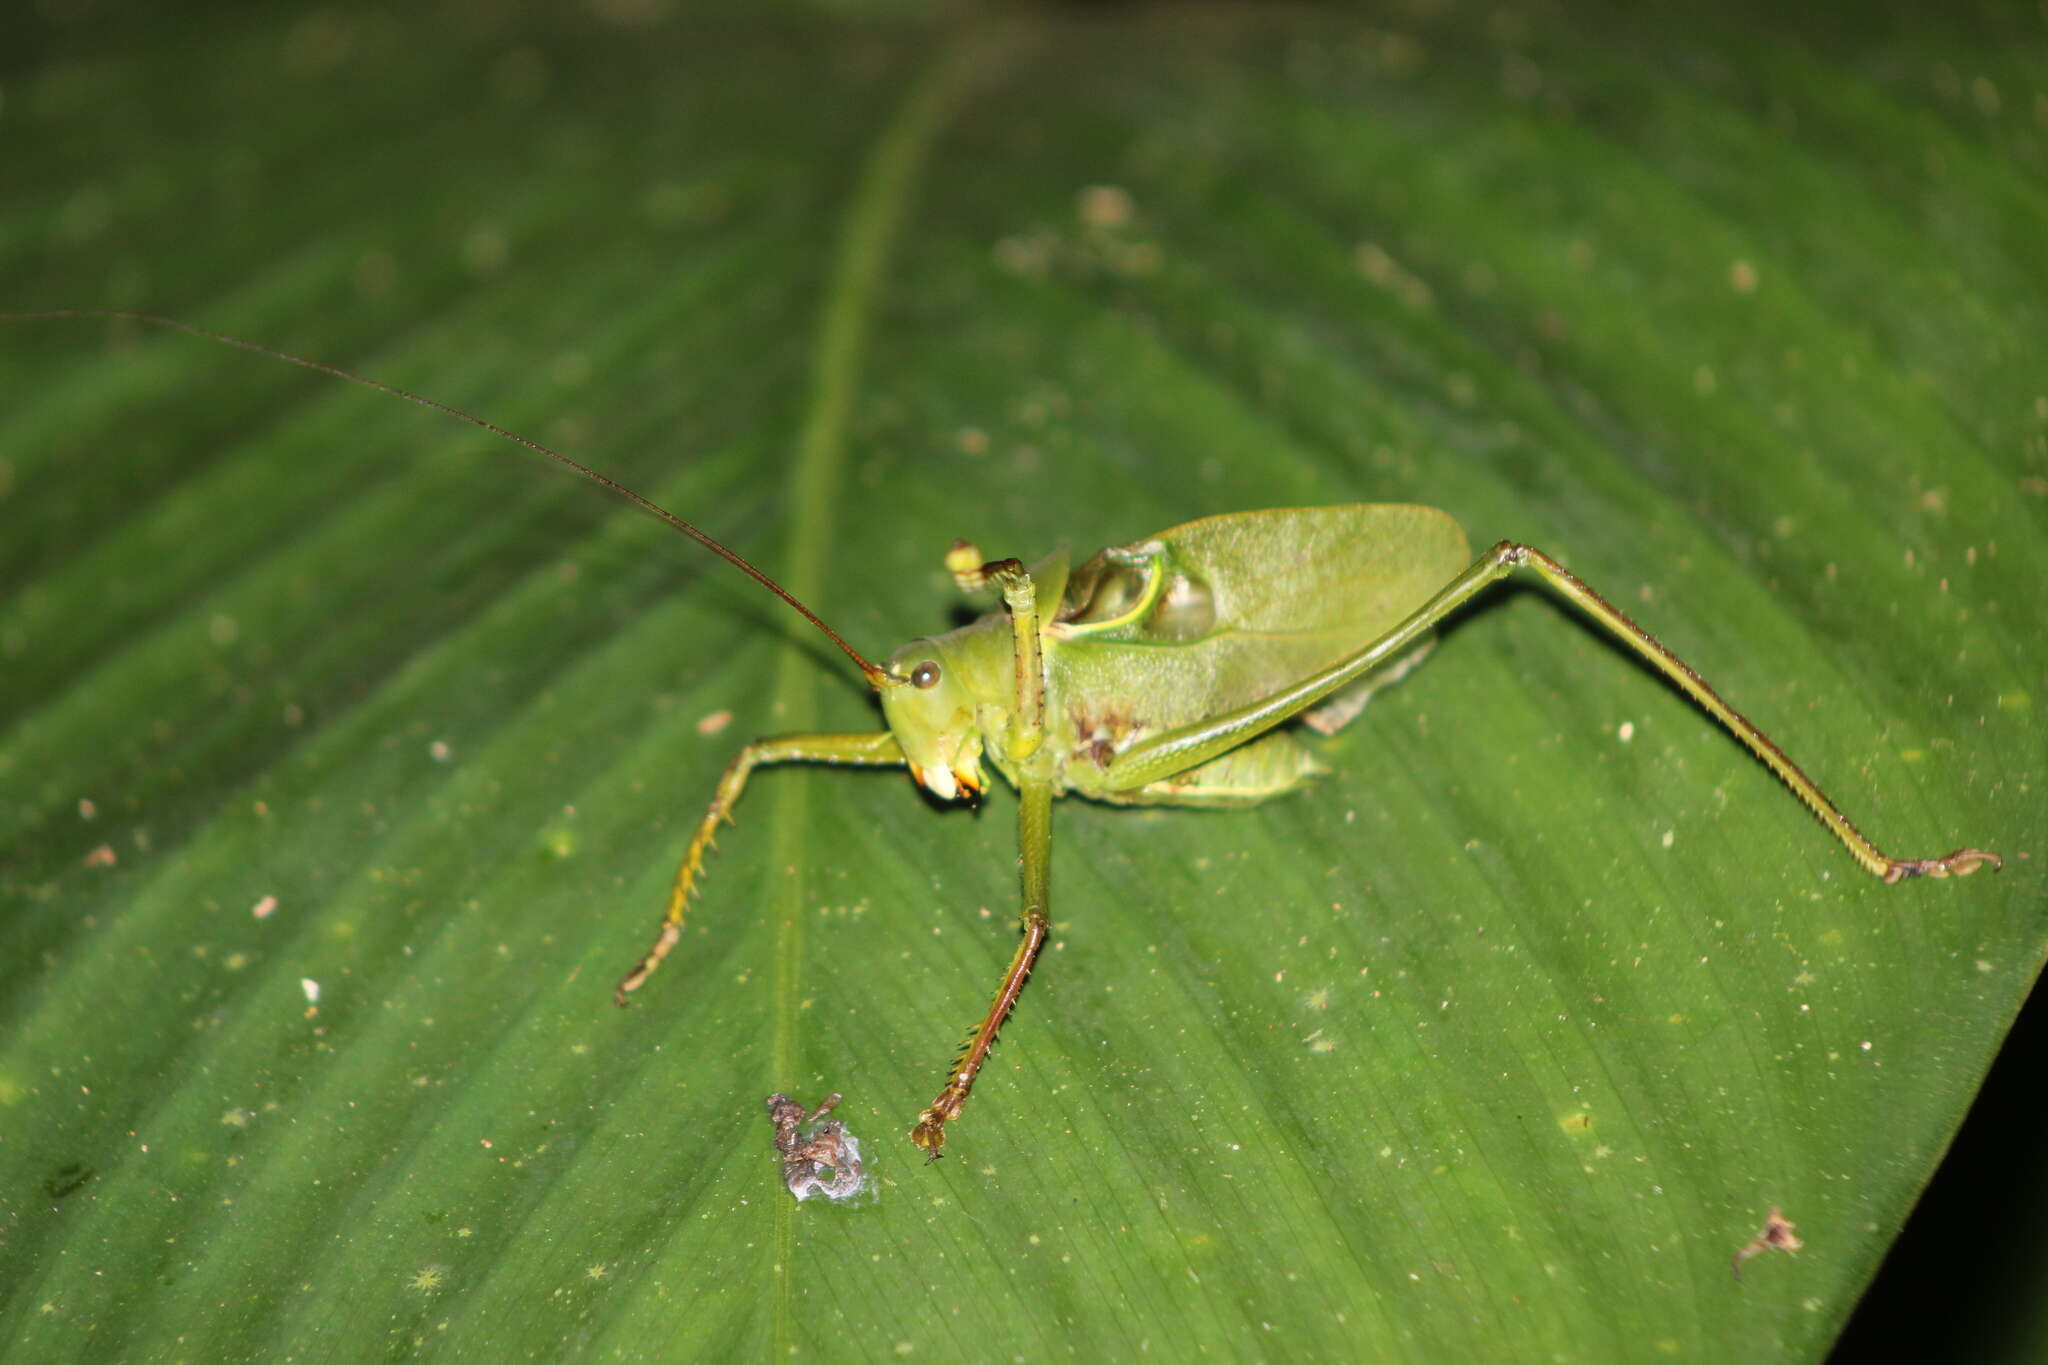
83,844,116,868
1069,706,1139,770
1732,1206,1803,1280
1077,185,1134,229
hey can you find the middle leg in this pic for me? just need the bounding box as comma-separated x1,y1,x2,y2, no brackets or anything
910,769,1055,1160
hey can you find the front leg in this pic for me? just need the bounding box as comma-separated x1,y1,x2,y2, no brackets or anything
615,731,905,1003
945,540,1046,758
911,766,1055,1160
913,547,1054,1160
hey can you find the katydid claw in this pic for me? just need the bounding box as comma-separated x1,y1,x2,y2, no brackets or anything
910,1111,947,1162
1883,847,2002,883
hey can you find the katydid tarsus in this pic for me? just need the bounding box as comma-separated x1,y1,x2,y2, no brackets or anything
15,311,2002,1163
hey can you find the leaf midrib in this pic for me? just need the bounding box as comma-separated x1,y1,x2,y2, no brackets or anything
757,43,974,1354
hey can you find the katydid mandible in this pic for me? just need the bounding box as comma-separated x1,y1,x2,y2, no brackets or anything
18,312,2003,1164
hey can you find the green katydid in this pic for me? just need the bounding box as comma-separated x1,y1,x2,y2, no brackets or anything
15,311,2003,1164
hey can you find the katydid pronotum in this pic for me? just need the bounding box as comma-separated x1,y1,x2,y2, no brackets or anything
16,312,2002,1163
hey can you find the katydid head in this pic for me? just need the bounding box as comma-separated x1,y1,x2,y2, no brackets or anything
880,634,992,802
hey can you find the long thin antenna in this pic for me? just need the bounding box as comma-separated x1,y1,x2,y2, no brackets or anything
9,309,901,689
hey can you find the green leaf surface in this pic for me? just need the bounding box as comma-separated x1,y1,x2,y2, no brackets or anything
4,4,2043,1360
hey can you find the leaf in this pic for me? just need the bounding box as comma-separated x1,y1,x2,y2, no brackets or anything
3,4,2042,1360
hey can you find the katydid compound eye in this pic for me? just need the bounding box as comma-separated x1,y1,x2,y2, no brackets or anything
911,660,941,689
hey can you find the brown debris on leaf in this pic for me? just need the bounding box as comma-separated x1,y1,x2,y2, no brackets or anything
1732,1206,1803,1280
766,1092,866,1203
